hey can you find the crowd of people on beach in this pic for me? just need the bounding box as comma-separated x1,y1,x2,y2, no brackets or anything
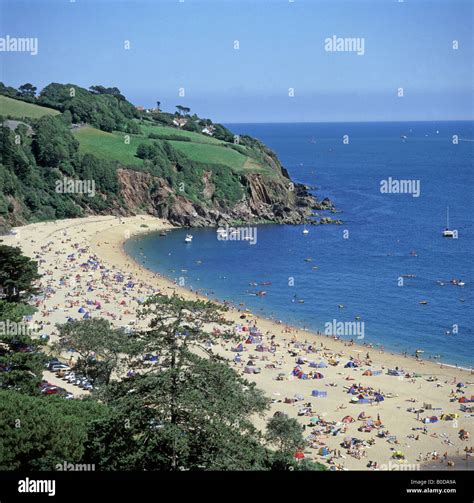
11,220,472,472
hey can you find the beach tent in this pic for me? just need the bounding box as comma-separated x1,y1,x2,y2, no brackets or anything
312,372,324,379
374,393,385,402
388,369,405,376
310,417,320,425
244,366,255,374
233,355,241,363
78,307,86,313
312,390,327,398
318,447,329,456
310,360,327,368
440,413,458,421
345,361,357,368
297,357,308,364
83,313,91,319
457,383,465,388
232,343,244,352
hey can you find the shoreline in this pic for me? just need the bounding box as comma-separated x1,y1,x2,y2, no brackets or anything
3,215,473,471
116,225,473,375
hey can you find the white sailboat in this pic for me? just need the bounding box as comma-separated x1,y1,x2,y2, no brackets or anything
302,224,309,235
442,207,455,238
184,234,193,243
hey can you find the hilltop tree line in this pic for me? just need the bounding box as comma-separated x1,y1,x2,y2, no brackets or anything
0,245,325,471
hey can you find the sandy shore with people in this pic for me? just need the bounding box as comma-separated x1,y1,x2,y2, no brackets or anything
2,215,473,471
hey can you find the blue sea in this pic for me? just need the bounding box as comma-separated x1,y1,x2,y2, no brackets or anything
124,122,474,367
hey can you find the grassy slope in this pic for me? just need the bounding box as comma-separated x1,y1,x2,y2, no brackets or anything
0,95,60,119
74,127,145,167
74,125,273,175
140,123,222,145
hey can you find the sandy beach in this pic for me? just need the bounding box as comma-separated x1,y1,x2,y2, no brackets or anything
2,215,473,471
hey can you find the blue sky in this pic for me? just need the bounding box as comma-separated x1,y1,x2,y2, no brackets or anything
0,0,472,122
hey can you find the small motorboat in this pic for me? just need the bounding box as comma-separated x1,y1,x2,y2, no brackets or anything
184,234,193,243
419,300,428,305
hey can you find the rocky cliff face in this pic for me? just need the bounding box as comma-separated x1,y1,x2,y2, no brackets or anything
0,157,339,233
115,167,336,227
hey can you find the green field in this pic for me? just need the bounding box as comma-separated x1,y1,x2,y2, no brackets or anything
0,95,60,119
169,140,247,170
73,127,147,167
140,123,223,145
73,125,273,175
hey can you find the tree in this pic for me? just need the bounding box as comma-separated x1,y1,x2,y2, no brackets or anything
0,300,45,395
266,415,304,454
17,83,37,99
86,295,270,470
265,415,321,470
54,319,129,385
0,245,41,302
31,115,79,169
175,105,186,116
0,390,107,470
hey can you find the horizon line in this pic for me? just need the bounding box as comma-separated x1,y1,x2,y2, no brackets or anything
223,119,474,125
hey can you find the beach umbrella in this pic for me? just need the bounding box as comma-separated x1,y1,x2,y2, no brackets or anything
294,451,305,460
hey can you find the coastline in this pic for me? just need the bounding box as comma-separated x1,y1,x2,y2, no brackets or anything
3,215,473,471
111,224,473,377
